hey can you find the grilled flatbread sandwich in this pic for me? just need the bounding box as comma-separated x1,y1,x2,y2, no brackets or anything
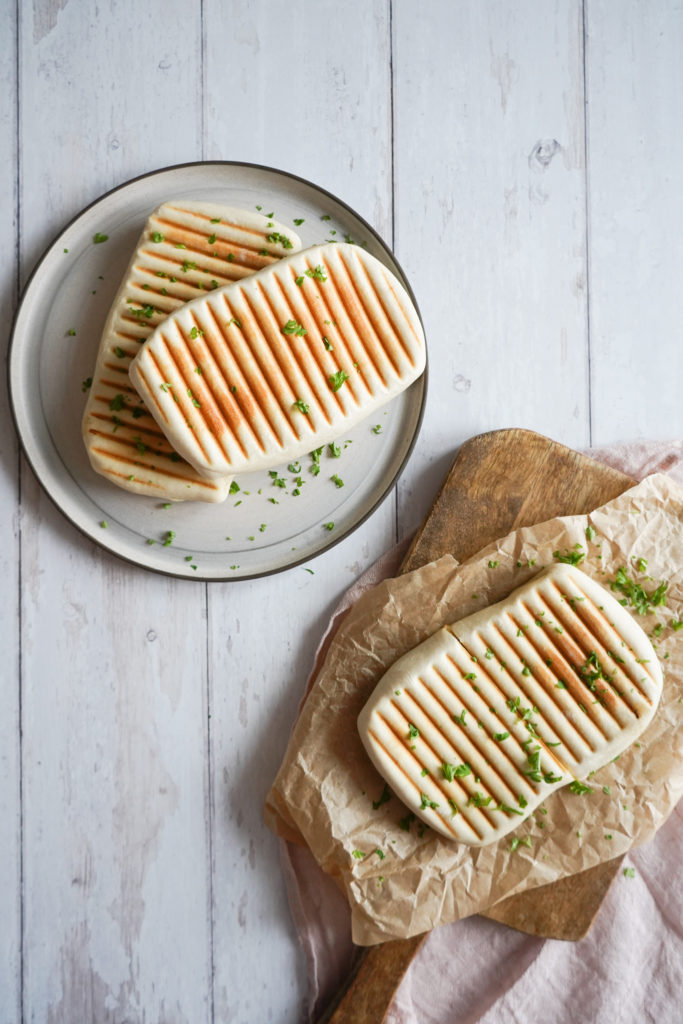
82,200,302,501
358,564,663,845
128,243,426,478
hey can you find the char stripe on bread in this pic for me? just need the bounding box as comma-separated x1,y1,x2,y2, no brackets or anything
357,565,663,845
81,200,301,502
128,242,426,477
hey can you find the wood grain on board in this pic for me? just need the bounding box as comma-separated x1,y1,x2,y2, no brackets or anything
322,428,635,1024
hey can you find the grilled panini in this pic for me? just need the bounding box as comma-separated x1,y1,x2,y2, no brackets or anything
128,243,426,478
358,564,663,844
82,200,302,501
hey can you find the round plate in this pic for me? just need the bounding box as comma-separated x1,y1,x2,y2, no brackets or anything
8,162,426,581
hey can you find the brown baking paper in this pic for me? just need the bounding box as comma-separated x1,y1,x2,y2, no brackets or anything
265,474,683,945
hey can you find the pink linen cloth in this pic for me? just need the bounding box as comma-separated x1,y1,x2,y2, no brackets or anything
278,441,683,1024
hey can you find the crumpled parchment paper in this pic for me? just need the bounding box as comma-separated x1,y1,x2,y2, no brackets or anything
265,473,683,945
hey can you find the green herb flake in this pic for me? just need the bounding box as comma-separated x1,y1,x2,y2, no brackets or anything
352,849,366,860
292,399,310,414
189,326,203,339
81,377,92,392
488,560,499,569
323,522,335,531
420,793,439,810
586,524,596,542
282,319,307,336
553,545,585,566
328,369,350,392
151,231,164,243
305,264,328,282
93,232,108,244
331,474,344,488
623,867,636,879
493,732,510,742
408,723,420,740
372,783,391,810
569,780,594,796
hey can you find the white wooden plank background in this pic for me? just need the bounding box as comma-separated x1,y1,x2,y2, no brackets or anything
2,2,682,1022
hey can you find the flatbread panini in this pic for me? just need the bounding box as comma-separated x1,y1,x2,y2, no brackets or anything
128,242,426,478
357,564,663,845
82,200,301,501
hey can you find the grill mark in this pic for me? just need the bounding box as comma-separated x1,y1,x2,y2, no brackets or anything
101,361,133,376
397,688,500,830
375,711,486,839
289,261,379,398
200,302,266,459
545,584,654,712
429,663,538,803
180,310,233,445
120,312,164,332
151,215,277,259
439,653,550,777
569,579,659,689
511,604,625,731
155,330,219,468
467,623,610,747
269,273,348,416
380,268,425,353
163,206,277,240
529,593,643,718
113,328,149,344
93,379,140,397
88,411,169,442
137,262,235,291
244,283,334,427
486,617,611,744
280,264,347,398
89,441,220,489
326,253,396,387
343,253,409,374
215,290,297,449
309,254,390,395
139,247,266,280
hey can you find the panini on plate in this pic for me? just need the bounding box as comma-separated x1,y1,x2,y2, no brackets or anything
82,200,302,502
128,242,426,478
358,564,663,844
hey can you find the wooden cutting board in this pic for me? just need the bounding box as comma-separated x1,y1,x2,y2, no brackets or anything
321,428,635,1024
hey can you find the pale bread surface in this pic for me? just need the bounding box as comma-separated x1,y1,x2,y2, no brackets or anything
357,564,662,844
81,200,301,501
128,243,426,478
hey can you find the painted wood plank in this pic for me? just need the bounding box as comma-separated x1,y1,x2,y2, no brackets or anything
585,0,683,444
1,2,21,1020
391,0,591,537
17,3,212,1021
202,3,395,1019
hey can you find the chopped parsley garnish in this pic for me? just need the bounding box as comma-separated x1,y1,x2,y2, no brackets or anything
452,709,467,727
293,218,305,226
352,849,366,859
181,260,198,273
331,474,344,488
163,530,176,547
208,233,216,245
328,442,341,458
320,214,331,221
585,524,596,542
609,566,668,614
266,232,293,249
282,319,307,336
467,791,492,808
372,424,382,434
109,394,125,412
407,723,420,740
442,762,471,781
66,328,77,336
305,264,327,282
420,793,439,810
151,231,164,243
189,326,203,339
295,275,304,286
81,377,92,392
323,522,335,531
329,370,350,392
93,232,108,244
623,867,636,878
569,780,594,796
493,732,510,741
229,481,240,495
292,398,310,414
226,317,241,328
553,545,585,566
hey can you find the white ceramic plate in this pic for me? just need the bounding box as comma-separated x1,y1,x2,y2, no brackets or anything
9,162,426,580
